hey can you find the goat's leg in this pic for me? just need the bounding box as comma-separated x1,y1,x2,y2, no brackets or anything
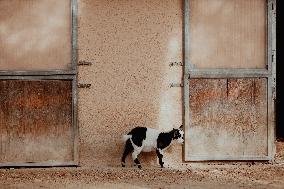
132,147,143,169
156,148,164,168
121,139,133,167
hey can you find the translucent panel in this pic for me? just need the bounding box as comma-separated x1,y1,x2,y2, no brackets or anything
189,0,267,69
0,0,71,71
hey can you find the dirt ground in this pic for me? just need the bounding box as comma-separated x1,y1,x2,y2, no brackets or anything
1,142,283,189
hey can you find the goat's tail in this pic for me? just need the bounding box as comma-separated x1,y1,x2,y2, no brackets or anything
122,134,132,142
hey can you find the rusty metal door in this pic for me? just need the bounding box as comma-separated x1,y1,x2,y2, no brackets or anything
183,0,276,161
0,0,78,167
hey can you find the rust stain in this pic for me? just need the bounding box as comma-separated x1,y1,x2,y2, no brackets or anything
0,80,73,163
188,78,268,157
189,79,226,115
9,93,69,109
252,79,255,104
226,79,229,98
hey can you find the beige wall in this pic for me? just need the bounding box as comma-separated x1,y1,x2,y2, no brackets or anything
77,0,184,168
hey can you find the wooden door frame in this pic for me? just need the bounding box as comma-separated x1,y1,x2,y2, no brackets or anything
0,0,78,167
183,0,276,161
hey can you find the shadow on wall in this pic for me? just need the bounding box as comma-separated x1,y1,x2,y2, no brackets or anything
276,1,283,140
276,72,283,140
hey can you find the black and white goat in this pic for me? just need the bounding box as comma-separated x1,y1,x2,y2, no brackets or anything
121,125,184,169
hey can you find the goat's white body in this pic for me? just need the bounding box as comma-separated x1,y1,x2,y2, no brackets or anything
141,128,160,152
121,126,184,168
124,128,161,153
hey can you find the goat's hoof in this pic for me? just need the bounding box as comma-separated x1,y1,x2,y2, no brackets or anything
138,165,142,169
122,165,125,167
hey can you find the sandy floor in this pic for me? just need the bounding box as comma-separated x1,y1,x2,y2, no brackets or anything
1,141,283,189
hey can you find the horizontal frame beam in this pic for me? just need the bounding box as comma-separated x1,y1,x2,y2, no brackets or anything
0,75,75,80
0,70,76,76
188,69,270,78
0,161,78,168
184,156,271,161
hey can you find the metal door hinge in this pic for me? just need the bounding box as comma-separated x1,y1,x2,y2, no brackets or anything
272,87,276,100
272,50,276,64
271,1,276,17
77,83,91,88
272,78,276,100
78,61,93,66
169,83,184,88
169,61,183,67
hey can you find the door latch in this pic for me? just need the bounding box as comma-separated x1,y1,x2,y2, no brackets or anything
78,61,93,66
77,83,91,88
169,83,184,88
169,61,183,67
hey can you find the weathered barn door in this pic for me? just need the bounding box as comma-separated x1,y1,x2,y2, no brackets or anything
0,0,78,166
183,0,276,161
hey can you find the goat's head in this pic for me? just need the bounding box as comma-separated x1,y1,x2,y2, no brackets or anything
172,125,184,144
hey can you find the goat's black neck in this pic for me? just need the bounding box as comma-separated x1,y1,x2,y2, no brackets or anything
156,130,175,150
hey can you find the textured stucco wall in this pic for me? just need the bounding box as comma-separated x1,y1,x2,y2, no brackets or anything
77,0,184,168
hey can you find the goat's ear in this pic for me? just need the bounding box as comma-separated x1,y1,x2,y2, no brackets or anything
179,125,184,130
